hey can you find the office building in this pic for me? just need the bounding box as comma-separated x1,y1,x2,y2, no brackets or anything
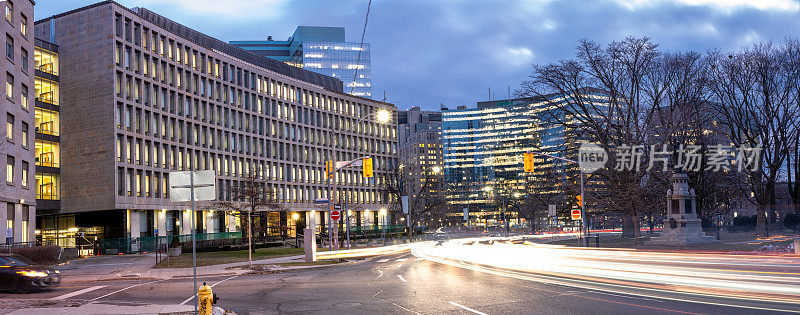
231,26,372,98
442,94,597,226
33,39,66,248
1,0,36,246
33,1,396,247
397,107,443,225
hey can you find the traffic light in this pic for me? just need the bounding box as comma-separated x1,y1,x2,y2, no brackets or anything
326,161,334,179
363,157,373,177
523,152,535,173
576,195,583,208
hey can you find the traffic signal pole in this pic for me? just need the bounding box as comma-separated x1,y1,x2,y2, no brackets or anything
525,152,587,241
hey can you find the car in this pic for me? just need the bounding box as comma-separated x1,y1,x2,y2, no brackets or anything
0,253,61,293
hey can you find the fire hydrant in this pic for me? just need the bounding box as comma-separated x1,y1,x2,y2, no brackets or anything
198,282,218,315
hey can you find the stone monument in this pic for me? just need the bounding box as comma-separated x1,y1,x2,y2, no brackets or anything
648,173,717,245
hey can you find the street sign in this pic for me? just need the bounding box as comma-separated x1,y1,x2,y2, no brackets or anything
330,210,341,221
548,205,556,217
463,208,468,221
571,209,582,220
401,196,409,214
333,204,342,210
315,198,329,205
169,170,216,202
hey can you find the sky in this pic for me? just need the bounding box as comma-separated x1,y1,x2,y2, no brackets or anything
33,0,800,111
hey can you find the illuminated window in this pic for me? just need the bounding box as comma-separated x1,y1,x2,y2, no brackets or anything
36,173,60,200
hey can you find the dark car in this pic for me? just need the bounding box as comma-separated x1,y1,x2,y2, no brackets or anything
0,254,61,293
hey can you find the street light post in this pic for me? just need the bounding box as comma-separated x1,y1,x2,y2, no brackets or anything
326,109,391,250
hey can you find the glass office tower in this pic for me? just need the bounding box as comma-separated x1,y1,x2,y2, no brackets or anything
442,93,601,227
231,27,372,98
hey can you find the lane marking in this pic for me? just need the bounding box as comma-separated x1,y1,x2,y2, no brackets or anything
49,285,107,300
396,263,404,268
90,279,168,301
415,258,425,261
377,259,390,263
449,301,488,315
180,275,238,305
396,258,408,262
397,275,407,282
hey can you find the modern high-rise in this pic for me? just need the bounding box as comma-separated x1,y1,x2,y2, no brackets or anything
33,1,396,246
231,26,372,98
442,94,597,226
1,0,36,246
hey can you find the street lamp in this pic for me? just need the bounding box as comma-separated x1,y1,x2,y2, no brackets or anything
326,108,393,250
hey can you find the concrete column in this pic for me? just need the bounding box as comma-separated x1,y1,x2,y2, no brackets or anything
227,212,237,232
13,204,23,242
27,206,35,243
205,211,215,234
181,210,192,235
157,210,167,236
129,210,141,238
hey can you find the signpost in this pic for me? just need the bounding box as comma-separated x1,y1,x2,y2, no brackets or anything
169,170,215,315
571,209,582,221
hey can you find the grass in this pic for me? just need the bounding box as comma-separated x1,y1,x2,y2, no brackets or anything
153,247,305,268
547,232,797,252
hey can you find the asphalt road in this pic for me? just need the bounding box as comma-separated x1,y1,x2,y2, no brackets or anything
2,251,795,314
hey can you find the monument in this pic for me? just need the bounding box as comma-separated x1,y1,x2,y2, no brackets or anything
648,173,717,246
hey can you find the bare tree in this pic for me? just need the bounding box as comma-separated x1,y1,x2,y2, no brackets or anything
380,163,445,233
213,166,282,267
707,40,800,233
519,37,664,238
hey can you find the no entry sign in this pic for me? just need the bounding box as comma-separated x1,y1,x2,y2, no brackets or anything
571,209,582,221
331,210,341,221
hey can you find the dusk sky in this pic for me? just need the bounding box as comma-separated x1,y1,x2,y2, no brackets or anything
34,0,800,111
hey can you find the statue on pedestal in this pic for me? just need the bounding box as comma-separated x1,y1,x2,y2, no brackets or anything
648,173,717,246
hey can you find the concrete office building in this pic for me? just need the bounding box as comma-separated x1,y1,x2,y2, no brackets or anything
231,26,372,98
397,107,443,226
1,0,36,246
33,1,396,245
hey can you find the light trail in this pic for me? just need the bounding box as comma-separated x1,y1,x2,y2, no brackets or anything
411,238,800,312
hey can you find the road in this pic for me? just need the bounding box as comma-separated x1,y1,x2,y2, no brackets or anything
3,247,798,314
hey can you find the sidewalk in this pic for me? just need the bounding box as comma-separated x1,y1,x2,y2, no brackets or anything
59,254,307,282
3,301,231,315
142,255,305,279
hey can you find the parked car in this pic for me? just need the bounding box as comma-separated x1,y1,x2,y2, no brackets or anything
0,253,61,293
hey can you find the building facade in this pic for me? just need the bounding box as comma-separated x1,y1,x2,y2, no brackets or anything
1,0,36,246
231,26,372,98
33,1,396,246
33,39,65,247
442,95,588,227
397,107,443,226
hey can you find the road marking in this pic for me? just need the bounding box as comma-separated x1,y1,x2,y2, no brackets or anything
449,301,487,315
589,290,664,302
397,275,407,282
90,279,168,301
377,258,390,263
395,258,408,262
49,285,107,300
180,275,238,305
415,257,425,261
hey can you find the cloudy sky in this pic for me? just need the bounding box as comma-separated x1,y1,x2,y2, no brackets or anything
34,0,800,111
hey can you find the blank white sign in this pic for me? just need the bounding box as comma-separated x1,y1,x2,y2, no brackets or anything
169,170,216,202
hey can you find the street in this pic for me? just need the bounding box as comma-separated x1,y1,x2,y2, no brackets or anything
3,243,798,314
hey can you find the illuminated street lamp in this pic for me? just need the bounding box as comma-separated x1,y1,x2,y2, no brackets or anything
326,108,393,250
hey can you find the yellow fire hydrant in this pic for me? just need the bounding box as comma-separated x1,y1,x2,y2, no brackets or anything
198,282,217,315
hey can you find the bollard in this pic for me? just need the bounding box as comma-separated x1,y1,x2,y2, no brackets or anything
794,238,799,255
198,282,217,315
594,235,600,247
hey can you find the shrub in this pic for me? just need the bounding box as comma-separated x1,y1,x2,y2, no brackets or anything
12,245,61,265
733,215,757,227
784,213,800,229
